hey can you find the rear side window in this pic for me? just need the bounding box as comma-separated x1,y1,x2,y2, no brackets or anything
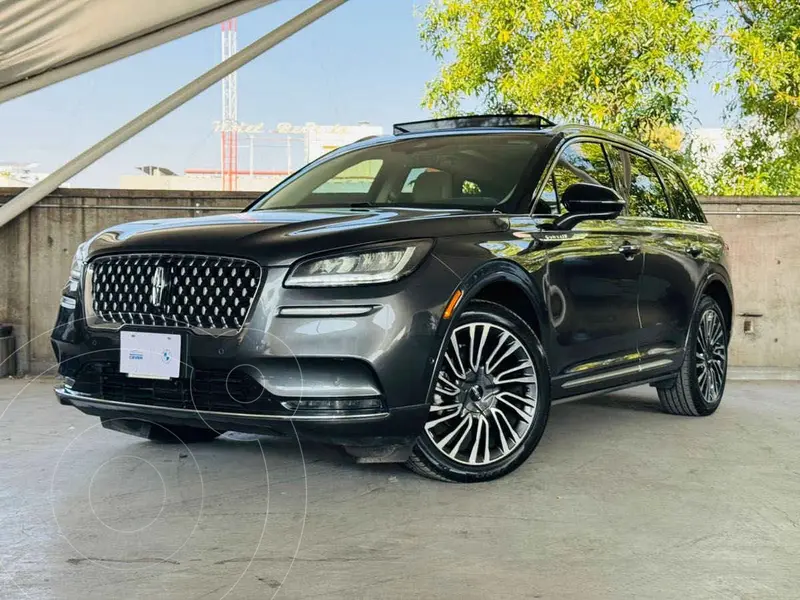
658,165,706,223
626,152,671,218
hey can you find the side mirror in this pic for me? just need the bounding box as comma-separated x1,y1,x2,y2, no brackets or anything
553,183,625,230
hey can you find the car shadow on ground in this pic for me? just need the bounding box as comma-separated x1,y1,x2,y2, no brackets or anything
561,390,664,413
172,388,668,479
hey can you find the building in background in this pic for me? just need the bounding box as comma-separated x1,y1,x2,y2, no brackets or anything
0,162,66,187
276,122,384,162
119,166,286,191
119,122,384,191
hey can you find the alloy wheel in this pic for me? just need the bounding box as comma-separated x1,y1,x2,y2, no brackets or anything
696,308,726,404
424,322,538,466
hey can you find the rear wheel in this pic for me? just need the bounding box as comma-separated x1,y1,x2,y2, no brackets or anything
406,300,550,483
658,295,728,416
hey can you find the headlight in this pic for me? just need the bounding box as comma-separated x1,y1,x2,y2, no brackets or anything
285,240,432,287
68,242,89,289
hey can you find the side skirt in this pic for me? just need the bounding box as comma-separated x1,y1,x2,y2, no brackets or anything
552,374,676,406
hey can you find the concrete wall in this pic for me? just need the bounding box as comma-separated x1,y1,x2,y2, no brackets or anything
0,189,260,373
118,174,285,191
702,197,800,368
0,189,798,373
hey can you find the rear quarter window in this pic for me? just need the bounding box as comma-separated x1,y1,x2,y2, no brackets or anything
657,164,706,223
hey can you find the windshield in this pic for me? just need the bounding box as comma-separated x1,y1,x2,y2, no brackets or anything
250,133,549,212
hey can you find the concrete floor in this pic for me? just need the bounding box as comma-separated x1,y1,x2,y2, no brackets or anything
0,379,798,600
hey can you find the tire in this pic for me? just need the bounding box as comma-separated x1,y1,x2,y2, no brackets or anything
657,295,728,417
406,300,551,483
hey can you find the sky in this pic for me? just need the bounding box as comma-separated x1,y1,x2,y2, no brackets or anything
0,0,727,188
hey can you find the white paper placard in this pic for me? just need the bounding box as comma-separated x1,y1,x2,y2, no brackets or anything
120,331,181,380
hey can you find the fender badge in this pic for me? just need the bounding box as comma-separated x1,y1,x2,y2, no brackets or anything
538,233,588,242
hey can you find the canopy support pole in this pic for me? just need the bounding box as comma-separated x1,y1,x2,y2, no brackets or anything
0,0,349,229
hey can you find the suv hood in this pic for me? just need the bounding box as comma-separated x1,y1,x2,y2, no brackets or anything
87,207,509,266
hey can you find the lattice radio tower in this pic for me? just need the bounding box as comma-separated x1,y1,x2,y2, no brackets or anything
221,18,238,191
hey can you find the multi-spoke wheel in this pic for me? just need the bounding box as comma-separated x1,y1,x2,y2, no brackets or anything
657,295,728,417
696,307,727,404
406,300,550,482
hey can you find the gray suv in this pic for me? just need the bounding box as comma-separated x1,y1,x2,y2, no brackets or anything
53,115,733,482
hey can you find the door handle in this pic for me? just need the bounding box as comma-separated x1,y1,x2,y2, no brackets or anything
618,242,641,259
685,246,702,258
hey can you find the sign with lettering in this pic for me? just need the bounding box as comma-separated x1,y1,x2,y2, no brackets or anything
275,122,357,135
213,121,265,134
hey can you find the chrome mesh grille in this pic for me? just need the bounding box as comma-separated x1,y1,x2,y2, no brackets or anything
89,254,262,330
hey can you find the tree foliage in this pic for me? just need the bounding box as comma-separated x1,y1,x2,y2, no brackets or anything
419,0,711,153
714,1,800,194
419,0,800,195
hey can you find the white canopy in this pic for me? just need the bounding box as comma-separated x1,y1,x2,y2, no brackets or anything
0,0,348,228
0,0,276,102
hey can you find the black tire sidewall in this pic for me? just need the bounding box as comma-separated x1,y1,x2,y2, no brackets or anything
412,300,551,482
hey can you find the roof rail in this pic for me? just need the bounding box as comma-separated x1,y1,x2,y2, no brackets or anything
393,114,556,135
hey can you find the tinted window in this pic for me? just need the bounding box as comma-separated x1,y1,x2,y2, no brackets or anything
461,180,482,196
658,165,706,222
605,145,628,195
401,167,442,193
252,134,549,212
537,173,559,214
626,153,671,218
554,142,614,192
536,142,613,214
313,159,383,194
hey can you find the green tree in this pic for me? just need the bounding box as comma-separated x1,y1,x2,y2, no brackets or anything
419,0,712,154
419,0,800,195
727,1,800,133
713,1,800,194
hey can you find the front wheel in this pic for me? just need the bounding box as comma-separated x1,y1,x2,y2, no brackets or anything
406,300,551,483
658,295,728,416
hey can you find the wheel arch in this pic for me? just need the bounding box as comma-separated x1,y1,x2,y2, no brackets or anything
422,259,549,404
457,259,547,340
700,273,734,340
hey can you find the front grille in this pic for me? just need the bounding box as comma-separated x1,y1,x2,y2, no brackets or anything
76,363,274,414
89,254,262,331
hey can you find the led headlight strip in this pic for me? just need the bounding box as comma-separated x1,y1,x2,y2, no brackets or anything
285,240,433,287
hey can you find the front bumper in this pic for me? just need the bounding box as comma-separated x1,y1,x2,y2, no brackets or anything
51,256,459,445
55,386,429,445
